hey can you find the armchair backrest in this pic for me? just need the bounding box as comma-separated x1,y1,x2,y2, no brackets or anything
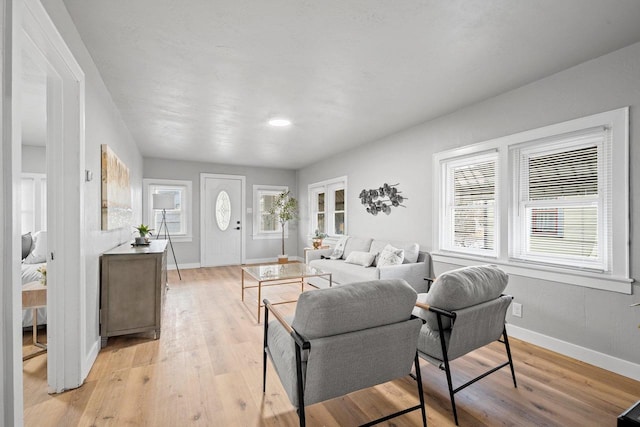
290,279,421,406
292,279,417,339
414,264,508,330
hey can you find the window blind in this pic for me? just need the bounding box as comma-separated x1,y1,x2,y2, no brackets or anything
447,157,496,254
516,127,610,269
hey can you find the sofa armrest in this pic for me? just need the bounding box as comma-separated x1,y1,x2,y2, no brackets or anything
305,248,334,264
378,261,430,293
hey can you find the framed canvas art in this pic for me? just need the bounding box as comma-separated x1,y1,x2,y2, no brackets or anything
101,144,132,230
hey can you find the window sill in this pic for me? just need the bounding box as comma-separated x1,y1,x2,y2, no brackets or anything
431,251,633,294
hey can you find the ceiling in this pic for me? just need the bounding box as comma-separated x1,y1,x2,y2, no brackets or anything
58,0,640,169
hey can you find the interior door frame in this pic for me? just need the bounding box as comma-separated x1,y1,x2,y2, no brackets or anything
200,173,246,267
21,0,86,395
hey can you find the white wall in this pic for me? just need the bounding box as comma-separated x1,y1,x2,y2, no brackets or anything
41,0,144,367
21,144,45,173
297,42,640,375
144,157,298,265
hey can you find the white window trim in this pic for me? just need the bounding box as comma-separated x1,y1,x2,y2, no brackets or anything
21,172,47,234
308,176,348,239
432,107,631,294
440,151,498,257
143,178,193,243
252,185,288,240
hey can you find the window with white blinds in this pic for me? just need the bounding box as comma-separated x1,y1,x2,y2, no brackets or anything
513,129,608,270
433,108,630,293
442,153,497,256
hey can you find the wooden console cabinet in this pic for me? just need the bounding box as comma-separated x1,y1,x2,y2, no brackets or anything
100,240,168,347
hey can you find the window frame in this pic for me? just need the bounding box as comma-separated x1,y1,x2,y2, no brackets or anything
21,173,47,234
440,151,498,257
252,185,288,240
432,108,630,294
308,176,348,239
143,178,193,243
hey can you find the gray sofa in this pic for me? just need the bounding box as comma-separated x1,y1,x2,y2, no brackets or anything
305,236,432,293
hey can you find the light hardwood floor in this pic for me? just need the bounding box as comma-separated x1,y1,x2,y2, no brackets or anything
23,266,640,426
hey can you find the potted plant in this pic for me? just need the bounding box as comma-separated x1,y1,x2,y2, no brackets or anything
133,224,153,245
312,229,327,249
267,190,298,263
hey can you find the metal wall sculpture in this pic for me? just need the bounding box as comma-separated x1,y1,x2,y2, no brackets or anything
359,183,407,215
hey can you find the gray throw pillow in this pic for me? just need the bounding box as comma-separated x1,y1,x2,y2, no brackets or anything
22,232,32,260
344,251,376,267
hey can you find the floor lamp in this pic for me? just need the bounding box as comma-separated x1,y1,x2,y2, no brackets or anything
152,193,182,280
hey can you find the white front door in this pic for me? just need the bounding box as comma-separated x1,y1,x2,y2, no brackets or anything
201,174,244,266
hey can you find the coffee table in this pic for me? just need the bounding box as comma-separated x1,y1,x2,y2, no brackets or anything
241,263,332,322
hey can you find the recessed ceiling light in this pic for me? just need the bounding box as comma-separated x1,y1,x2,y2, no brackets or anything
268,118,291,127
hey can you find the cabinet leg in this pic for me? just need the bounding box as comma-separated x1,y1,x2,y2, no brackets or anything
101,336,108,348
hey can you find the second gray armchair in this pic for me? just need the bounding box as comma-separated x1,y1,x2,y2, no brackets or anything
412,264,517,425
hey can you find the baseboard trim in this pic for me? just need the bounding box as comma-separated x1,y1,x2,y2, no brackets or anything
506,324,640,381
168,262,201,271
82,338,100,381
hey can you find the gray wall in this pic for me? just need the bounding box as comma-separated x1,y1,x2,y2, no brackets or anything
143,157,297,265
297,41,640,367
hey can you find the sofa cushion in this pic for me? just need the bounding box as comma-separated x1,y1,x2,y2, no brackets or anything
309,259,379,284
292,279,417,340
344,251,376,267
342,237,373,260
413,264,508,330
377,244,405,267
370,240,420,264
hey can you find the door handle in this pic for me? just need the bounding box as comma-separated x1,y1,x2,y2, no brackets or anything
235,226,241,230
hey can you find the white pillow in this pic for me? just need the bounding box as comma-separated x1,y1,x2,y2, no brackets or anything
344,251,376,267
24,230,47,264
377,244,404,267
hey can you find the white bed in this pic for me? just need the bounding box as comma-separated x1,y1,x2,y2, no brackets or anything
21,231,47,327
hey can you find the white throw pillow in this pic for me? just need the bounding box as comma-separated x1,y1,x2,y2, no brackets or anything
24,230,47,264
377,244,404,267
344,251,376,267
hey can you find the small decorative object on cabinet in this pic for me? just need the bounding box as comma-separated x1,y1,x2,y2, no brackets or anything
133,223,153,245
100,239,168,347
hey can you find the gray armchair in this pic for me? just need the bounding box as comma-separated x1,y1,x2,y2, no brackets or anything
263,279,427,427
412,265,517,425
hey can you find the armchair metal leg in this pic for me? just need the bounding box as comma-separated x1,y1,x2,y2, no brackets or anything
503,326,517,388
295,345,306,427
414,353,428,427
437,313,459,425
263,306,270,393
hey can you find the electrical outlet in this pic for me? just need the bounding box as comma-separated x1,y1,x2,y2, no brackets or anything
512,302,522,318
